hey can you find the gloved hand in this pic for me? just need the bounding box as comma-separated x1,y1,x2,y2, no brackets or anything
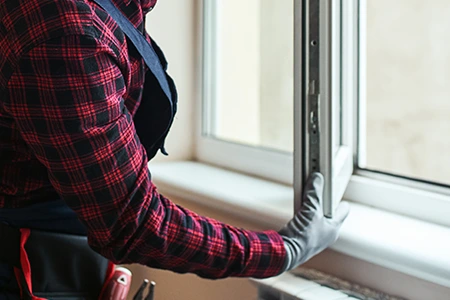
278,172,350,272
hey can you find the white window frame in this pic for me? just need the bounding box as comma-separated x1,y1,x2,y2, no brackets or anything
342,0,450,227
196,0,293,185
197,0,450,227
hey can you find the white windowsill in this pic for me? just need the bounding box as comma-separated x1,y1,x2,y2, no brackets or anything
148,161,450,289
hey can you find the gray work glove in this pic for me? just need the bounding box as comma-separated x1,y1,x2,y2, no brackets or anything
279,173,350,272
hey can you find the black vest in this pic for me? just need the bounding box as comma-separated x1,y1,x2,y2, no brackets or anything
133,39,178,161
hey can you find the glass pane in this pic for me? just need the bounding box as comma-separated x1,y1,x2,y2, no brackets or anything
205,0,294,153
364,0,450,185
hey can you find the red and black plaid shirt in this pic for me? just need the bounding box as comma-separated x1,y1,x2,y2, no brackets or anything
0,0,286,278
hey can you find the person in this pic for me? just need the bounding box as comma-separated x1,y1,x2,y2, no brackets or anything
0,0,350,298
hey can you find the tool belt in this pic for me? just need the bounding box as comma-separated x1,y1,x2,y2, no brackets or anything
0,222,115,300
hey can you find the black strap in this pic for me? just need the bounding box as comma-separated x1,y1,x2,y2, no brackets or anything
92,0,172,103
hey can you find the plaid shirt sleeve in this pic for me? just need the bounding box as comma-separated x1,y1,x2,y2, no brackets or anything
4,33,286,278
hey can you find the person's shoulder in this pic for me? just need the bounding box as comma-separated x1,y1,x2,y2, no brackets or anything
1,1,125,67
0,0,125,91
0,0,122,54
2,0,98,43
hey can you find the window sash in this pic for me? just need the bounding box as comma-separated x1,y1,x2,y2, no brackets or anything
297,0,355,217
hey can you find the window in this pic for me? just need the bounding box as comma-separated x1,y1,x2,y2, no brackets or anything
198,0,294,184
344,0,450,227
199,0,450,226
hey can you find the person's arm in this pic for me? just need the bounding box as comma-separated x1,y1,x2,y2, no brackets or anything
4,34,286,279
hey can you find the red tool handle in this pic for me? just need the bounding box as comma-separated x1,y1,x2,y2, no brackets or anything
101,267,132,300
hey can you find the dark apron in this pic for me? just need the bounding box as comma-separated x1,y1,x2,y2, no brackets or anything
0,0,177,298
0,201,94,299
